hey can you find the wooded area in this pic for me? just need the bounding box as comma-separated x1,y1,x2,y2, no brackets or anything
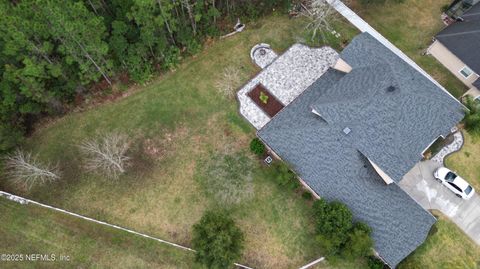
0,0,291,153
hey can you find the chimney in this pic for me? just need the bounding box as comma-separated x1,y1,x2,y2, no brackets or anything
333,58,352,73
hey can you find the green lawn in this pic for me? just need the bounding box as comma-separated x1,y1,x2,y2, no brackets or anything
0,197,201,269
351,0,468,97
0,14,359,269
399,211,480,269
445,131,480,192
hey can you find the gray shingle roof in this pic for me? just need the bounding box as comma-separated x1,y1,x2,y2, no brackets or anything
474,78,480,88
436,2,480,73
258,33,465,267
311,34,465,183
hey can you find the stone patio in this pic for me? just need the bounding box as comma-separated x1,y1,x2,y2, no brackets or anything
238,44,339,130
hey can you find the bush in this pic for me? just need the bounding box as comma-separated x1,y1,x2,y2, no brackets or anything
312,199,374,259
302,191,313,200
313,199,353,254
463,96,480,136
367,255,385,269
341,222,373,259
192,210,244,269
0,124,23,155
249,138,266,156
441,4,450,13
271,162,300,190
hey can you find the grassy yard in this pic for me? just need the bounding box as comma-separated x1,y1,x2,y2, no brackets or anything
0,14,359,269
445,131,480,191
0,197,200,269
351,0,468,97
399,211,480,269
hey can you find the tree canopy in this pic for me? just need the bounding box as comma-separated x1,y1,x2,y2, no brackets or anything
0,0,293,154
192,210,244,269
312,199,373,259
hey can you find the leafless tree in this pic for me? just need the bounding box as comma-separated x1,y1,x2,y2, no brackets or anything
4,150,60,190
79,133,130,179
215,66,241,98
301,0,345,41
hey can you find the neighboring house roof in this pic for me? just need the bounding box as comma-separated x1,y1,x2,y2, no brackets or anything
474,77,480,89
258,33,464,267
436,2,480,73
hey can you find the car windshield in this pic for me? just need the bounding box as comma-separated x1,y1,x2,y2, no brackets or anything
445,172,457,182
465,185,473,195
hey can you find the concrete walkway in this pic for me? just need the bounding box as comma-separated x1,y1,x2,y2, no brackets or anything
326,0,464,108
399,161,480,244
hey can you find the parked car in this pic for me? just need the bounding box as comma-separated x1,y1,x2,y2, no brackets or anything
434,167,475,199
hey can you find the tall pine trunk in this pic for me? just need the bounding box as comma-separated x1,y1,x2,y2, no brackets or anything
157,0,176,45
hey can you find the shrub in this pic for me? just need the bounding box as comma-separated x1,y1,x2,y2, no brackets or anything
341,222,373,259
0,124,23,155
441,4,450,13
302,191,313,200
79,133,130,180
4,149,61,190
162,46,181,70
259,91,269,104
249,138,266,156
313,199,353,254
271,162,300,190
463,96,480,136
312,199,374,259
192,210,244,269
367,255,385,269
215,67,242,99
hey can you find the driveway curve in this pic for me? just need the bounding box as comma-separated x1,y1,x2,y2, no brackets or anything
399,160,480,245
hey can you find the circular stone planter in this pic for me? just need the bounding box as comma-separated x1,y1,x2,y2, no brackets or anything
250,43,278,69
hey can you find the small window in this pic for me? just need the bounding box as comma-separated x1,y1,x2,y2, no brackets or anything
448,182,462,193
459,66,473,78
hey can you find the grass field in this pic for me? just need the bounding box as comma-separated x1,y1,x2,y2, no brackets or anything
445,132,480,192
351,0,468,97
0,14,360,268
399,211,480,269
0,197,201,269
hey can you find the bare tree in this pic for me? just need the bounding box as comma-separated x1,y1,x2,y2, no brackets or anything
215,66,241,98
79,133,130,179
301,0,344,41
5,150,60,190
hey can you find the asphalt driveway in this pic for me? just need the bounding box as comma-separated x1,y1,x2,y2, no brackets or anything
399,160,480,245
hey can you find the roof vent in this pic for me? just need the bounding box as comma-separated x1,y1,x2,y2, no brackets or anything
343,127,351,135
386,86,396,93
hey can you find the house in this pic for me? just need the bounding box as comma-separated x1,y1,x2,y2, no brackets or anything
238,33,465,267
428,1,480,100
444,0,480,20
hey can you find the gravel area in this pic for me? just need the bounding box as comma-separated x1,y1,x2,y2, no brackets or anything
432,131,464,164
238,44,339,130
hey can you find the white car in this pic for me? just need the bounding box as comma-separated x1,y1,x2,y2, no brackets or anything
434,167,475,200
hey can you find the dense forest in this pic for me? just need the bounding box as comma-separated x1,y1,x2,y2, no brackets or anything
0,0,291,153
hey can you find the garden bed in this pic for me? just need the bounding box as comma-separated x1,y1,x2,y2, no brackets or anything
247,84,284,117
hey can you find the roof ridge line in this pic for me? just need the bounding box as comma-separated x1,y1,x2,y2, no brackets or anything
437,28,480,38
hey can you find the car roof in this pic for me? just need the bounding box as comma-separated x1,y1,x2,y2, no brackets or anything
453,176,470,191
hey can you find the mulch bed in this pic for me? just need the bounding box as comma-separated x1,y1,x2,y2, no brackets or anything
247,84,284,117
